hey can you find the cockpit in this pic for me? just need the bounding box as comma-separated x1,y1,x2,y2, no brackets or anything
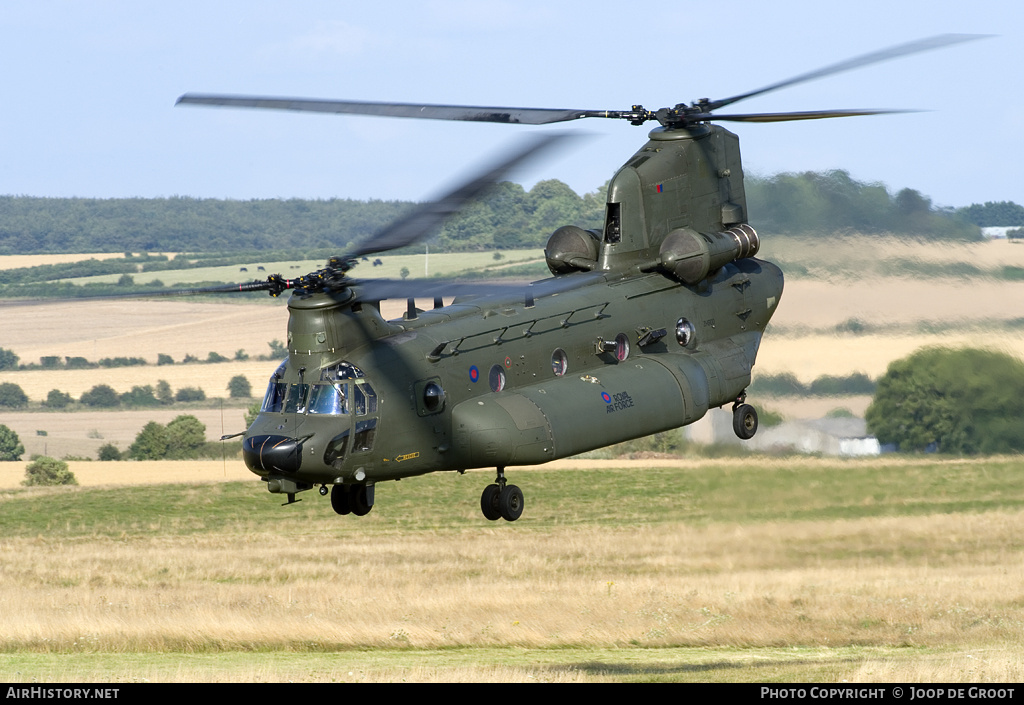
260,361,377,417
254,360,379,470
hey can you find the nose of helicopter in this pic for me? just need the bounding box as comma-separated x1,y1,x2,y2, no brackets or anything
243,434,303,474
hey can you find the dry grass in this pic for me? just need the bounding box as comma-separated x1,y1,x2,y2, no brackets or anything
2,511,1023,661
0,254,131,271
2,457,1024,681
757,332,1024,381
762,235,1024,271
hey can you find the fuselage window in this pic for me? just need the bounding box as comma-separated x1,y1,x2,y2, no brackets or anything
551,348,568,377
489,364,506,392
353,380,377,416
353,418,377,453
614,333,630,362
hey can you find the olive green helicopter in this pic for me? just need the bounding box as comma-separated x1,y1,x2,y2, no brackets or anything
172,34,981,521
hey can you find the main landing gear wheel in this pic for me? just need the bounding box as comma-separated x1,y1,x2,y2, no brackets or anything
479,467,524,522
498,484,524,522
481,484,502,521
331,483,374,517
330,484,351,515
733,403,758,440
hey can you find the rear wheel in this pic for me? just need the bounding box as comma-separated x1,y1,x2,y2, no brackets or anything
480,484,502,521
498,484,524,522
733,404,758,440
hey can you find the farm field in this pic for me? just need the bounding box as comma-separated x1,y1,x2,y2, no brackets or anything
1,456,1023,682
3,238,1023,388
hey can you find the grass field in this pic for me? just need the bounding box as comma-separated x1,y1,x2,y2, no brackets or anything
1,456,1023,682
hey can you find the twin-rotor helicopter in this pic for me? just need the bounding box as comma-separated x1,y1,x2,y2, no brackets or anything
171,34,981,521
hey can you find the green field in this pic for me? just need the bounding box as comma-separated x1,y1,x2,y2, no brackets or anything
2,456,1024,682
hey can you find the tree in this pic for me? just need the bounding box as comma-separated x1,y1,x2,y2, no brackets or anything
0,348,19,371
175,387,206,403
164,415,207,459
23,456,77,486
0,424,25,461
244,400,261,428
42,389,73,409
97,443,122,461
227,375,252,398
80,384,120,408
0,382,29,409
866,347,1024,454
957,201,1024,227
156,380,174,405
128,421,169,460
267,340,287,359
120,385,160,407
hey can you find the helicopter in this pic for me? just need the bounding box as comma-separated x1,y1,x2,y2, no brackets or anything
172,34,982,521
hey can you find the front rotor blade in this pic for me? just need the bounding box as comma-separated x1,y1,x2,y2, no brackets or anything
0,280,278,307
177,94,604,125
351,270,604,304
344,132,577,260
705,34,989,112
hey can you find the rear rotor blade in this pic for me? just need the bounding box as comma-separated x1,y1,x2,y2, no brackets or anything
704,34,989,112
688,108,916,123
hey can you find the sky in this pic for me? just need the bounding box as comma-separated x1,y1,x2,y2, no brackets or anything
0,1,1020,211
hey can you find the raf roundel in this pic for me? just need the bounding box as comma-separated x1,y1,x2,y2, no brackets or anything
601,392,612,404
469,365,480,383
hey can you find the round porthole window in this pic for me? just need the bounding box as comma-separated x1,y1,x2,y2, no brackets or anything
676,318,695,347
489,364,506,392
551,348,568,376
423,381,445,412
614,333,630,362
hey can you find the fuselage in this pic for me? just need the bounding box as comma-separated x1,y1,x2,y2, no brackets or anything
243,256,783,493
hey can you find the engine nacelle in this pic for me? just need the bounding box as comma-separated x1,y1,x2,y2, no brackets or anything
659,224,759,285
544,225,600,274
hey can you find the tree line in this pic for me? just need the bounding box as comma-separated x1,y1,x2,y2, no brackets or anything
2,172,1015,256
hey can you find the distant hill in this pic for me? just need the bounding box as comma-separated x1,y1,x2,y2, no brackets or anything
0,171,990,255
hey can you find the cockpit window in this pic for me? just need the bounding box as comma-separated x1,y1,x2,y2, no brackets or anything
261,361,289,412
283,384,310,414
261,381,287,413
308,383,348,415
321,362,365,381
260,360,371,417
